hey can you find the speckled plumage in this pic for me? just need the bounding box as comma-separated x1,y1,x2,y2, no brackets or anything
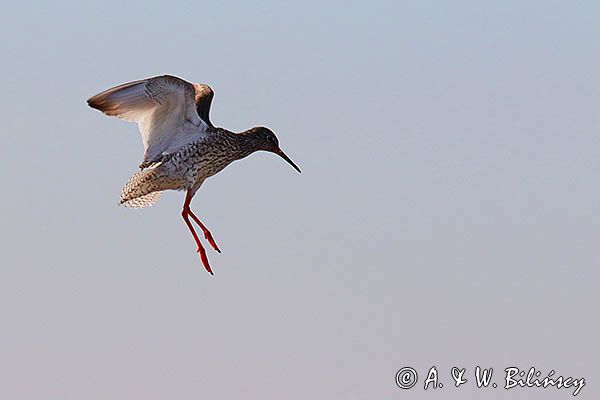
88,75,300,274
120,128,258,207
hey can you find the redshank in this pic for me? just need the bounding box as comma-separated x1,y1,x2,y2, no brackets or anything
87,75,300,274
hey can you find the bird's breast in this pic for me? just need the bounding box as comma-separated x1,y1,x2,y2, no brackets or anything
166,138,243,186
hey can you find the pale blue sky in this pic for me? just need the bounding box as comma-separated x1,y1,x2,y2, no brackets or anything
1,1,598,399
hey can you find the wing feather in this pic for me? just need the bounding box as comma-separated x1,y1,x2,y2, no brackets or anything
88,75,210,166
194,83,215,128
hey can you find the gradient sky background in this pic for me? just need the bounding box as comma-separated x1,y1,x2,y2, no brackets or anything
1,1,598,399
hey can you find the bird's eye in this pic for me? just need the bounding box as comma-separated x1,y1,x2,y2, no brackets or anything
268,135,275,143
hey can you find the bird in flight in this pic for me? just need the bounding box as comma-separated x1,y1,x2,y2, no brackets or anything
87,75,300,274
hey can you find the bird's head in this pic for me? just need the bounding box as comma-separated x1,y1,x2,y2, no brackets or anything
246,127,301,173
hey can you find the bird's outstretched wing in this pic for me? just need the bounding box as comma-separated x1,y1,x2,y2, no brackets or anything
88,75,211,167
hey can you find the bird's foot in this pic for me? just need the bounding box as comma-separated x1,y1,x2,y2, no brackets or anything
203,232,221,253
196,246,214,275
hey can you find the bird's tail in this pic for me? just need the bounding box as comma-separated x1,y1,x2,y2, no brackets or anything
119,168,165,208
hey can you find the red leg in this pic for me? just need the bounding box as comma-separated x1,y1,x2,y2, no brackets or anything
182,191,213,275
187,209,221,253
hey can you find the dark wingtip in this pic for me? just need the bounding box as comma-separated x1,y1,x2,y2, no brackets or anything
87,96,100,110
87,95,119,116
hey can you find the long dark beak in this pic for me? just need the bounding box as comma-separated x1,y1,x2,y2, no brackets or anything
275,148,301,173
